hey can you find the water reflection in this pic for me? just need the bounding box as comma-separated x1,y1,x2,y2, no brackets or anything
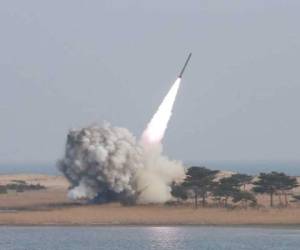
147,227,183,249
0,226,300,250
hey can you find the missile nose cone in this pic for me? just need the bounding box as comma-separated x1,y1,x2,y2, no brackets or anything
179,53,192,78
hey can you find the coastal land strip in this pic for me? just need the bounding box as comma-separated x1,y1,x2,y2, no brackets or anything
0,174,300,226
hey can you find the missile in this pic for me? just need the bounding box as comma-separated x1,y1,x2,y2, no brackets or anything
178,53,192,78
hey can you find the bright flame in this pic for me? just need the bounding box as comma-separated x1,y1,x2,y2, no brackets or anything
141,77,181,144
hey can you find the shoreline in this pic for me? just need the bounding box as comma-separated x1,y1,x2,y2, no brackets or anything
2,205,300,226
1,223,300,228
1,174,300,227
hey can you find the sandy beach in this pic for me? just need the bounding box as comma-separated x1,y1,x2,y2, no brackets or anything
1,174,300,226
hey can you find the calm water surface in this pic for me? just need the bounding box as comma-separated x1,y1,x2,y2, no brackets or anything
0,226,299,250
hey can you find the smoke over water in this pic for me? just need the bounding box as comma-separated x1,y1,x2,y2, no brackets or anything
58,78,185,204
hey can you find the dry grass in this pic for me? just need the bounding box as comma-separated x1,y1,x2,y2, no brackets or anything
1,203,300,226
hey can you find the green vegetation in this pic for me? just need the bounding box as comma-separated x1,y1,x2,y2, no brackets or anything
252,172,298,207
292,195,300,203
171,167,299,209
0,185,7,194
232,191,257,208
0,180,46,194
230,174,252,191
182,167,219,208
213,176,241,207
171,182,188,202
210,174,255,208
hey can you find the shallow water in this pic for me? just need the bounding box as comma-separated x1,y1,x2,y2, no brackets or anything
0,226,299,250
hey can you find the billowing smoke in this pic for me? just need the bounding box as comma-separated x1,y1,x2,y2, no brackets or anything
58,78,185,204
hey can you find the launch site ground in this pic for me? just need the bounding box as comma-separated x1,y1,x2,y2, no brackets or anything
1,174,300,226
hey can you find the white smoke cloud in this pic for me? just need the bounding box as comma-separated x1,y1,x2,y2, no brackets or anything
67,179,97,200
59,77,185,203
58,122,185,203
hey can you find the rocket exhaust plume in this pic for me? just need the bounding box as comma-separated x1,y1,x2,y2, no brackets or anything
141,78,181,145
142,53,191,145
58,53,191,204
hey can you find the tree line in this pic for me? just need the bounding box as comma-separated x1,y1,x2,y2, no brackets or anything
171,166,299,208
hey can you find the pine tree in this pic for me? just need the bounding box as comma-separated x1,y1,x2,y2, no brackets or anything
183,166,219,208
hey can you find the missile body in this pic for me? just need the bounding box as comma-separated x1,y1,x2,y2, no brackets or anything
179,53,192,78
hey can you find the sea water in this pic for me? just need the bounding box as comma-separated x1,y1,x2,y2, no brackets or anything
0,226,299,250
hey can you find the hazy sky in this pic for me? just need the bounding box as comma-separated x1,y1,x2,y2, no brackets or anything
1,1,299,166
